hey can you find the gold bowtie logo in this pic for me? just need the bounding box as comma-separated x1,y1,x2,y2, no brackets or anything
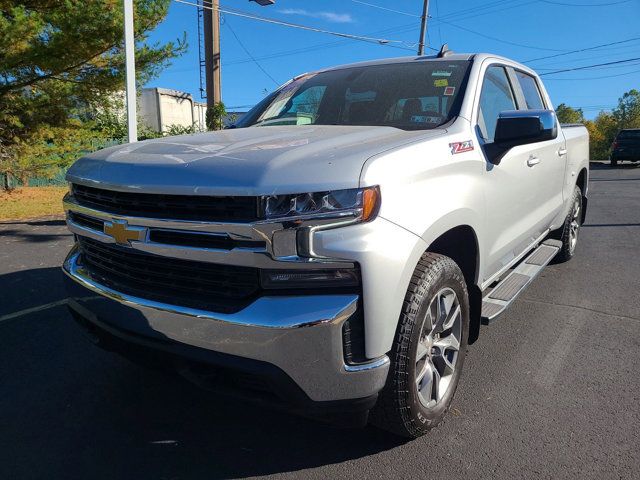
104,220,146,246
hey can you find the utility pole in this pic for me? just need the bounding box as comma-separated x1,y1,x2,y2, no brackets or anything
123,0,137,142
417,0,429,56
203,0,222,112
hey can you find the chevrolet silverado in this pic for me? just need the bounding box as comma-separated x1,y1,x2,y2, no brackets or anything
62,49,589,438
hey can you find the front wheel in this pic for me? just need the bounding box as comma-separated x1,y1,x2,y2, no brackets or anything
371,253,469,438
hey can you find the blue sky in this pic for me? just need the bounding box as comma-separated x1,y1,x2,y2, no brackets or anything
147,0,640,118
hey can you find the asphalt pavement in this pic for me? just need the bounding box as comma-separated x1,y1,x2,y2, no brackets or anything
1,161,639,480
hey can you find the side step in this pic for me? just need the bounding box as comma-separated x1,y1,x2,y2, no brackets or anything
481,239,562,324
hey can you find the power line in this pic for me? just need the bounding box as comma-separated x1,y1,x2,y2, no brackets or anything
530,47,640,68
350,0,561,52
434,0,442,46
542,67,640,80
434,16,563,51
435,0,524,21
537,0,632,6
174,0,411,46
539,56,640,75
525,36,640,62
349,0,420,17
222,24,419,66
223,17,280,86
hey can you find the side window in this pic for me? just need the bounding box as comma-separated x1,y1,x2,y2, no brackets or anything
478,66,517,142
515,71,545,110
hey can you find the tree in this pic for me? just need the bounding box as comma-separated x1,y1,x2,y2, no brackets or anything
612,89,640,130
585,112,617,160
0,1,186,186
556,103,585,124
582,90,640,160
206,102,227,131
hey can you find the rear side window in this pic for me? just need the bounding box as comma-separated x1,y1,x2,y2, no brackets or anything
618,130,640,140
478,66,517,142
515,71,545,110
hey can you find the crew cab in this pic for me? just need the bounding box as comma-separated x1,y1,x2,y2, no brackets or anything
62,49,589,438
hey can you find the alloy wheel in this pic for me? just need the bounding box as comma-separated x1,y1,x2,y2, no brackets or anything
415,287,462,409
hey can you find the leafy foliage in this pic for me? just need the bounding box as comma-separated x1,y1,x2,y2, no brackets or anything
206,102,227,131
0,0,186,186
582,89,640,160
556,104,585,124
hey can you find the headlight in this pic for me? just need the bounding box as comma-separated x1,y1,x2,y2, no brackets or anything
260,186,380,222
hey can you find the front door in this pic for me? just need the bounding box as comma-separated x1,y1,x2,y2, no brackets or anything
477,65,564,283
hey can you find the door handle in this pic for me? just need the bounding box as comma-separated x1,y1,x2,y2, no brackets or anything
527,156,540,167
557,148,567,157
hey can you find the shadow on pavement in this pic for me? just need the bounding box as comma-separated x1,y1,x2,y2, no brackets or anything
590,161,640,170
0,267,404,479
0,218,66,227
0,266,69,316
0,228,70,242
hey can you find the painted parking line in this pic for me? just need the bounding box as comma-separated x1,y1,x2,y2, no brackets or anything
0,299,68,323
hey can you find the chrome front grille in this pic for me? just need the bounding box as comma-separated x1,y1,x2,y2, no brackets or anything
68,212,266,251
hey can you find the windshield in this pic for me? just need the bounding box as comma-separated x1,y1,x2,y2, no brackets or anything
237,60,472,130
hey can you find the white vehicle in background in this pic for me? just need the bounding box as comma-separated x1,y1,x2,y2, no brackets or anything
62,47,589,438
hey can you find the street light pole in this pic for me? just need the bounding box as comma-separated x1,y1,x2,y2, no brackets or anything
417,0,429,56
123,0,137,142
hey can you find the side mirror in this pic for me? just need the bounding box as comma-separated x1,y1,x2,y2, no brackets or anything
485,109,558,165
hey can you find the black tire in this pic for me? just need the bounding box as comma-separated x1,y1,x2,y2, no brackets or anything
611,158,618,167
553,185,582,263
371,253,469,438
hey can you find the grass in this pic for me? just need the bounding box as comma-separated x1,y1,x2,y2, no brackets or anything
0,186,67,221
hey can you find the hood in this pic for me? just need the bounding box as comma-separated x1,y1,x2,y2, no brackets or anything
67,125,444,196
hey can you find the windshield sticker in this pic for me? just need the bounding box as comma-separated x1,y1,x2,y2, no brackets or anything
443,86,456,96
432,70,452,77
449,140,474,154
434,79,448,87
411,115,441,124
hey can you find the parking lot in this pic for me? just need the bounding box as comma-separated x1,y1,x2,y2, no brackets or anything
1,161,639,480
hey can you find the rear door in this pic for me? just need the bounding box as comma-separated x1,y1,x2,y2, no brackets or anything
511,69,566,226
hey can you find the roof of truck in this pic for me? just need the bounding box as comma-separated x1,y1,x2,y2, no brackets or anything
317,52,530,73
320,53,475,72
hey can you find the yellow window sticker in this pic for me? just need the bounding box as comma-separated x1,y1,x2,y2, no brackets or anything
434,79,448,87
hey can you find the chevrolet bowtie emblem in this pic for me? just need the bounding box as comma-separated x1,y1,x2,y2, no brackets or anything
104,220,146,246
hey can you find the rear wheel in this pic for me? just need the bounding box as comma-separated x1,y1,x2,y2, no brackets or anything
553,185,582,263
371,253,469,438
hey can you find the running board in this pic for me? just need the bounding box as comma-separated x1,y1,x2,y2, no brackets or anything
481,239,562,324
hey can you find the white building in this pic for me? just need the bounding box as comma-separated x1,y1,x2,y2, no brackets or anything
139,88,246,133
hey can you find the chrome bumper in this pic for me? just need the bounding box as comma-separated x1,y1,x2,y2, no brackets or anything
63,248,389,402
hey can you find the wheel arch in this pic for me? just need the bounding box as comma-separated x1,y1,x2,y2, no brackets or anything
576,167,589,224
425,225,482,344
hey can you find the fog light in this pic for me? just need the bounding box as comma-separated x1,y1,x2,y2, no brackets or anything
260,268,360,289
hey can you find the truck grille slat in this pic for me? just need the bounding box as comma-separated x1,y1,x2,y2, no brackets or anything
72,184,260,222
77,237,260,313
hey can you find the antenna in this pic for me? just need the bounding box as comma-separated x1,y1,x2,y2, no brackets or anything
437,44,453,58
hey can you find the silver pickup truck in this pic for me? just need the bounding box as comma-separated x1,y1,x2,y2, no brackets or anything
62,50,589,438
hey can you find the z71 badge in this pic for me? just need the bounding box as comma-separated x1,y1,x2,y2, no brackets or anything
449,140,474,154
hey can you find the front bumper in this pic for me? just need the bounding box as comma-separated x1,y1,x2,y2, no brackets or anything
63,248,389,404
